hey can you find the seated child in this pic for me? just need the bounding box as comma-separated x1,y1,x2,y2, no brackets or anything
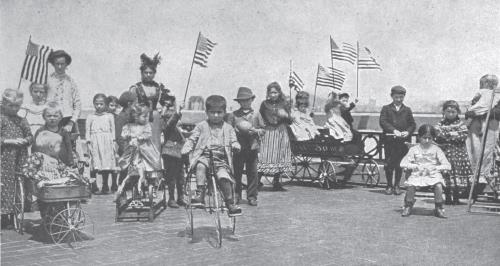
339,92,357,129
22,131,85,189
290,91,320,141
400,124,451,218
181,95,242,215
324,100,353,142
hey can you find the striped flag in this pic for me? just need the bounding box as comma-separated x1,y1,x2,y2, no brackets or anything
330,37,357,65
20,40,52,84
358,47,381,70
193,33,217,67
316,64,345,91
289,71,304,92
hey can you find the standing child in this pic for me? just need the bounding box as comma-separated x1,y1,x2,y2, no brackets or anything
400,125,451,218
86,94,117,194
435,100,473,204
257,82,292,191
160,94,186,208
107,95,120,192
117,104,161,196
379,86,416,195
226,87,262,206
116,91,137,185
181,95,242,215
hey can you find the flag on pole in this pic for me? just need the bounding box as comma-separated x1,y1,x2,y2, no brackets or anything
358,47,381,70
193,33,217,67
330,37,357,65
20,40,52,84
289,71,304,92
316,64,345,91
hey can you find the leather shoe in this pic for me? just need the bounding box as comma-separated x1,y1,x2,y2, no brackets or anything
227,204,242,216
168,199,179,208
385,187,393,195
435,208,447,218
401,206,412,217
393,186,402,195
248,199,258,206
272,182,287,191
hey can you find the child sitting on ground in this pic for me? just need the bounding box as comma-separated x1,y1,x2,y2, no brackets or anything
400,124,451,218
181,95,242,216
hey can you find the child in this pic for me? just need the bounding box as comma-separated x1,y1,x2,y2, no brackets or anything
107,95,120,192
400,124,451,218
34,104,74,167
435,100,473,204
338,92,357,129
20,82,48,134
160,94,186,208
116,91,137,184
256,82,292,191
324,100,353,142
86,94,117,194
226,87,262,206
181,95,242,215
465,74,499,198
290,91,320,141
116,103,161,198
379,86,416,196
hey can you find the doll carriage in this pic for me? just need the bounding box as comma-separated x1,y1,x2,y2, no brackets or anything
289,128,382,189
184,149,238,248
114,172,167,222
13,173,94,248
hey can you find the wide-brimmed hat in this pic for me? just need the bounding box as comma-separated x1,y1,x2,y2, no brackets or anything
234,87,255,101
48,50,72,65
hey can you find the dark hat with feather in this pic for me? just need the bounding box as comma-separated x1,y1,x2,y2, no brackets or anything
139,53,161,72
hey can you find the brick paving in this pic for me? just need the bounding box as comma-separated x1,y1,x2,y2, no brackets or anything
1,174,500,266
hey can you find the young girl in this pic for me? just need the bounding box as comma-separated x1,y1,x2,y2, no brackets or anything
86,94,117,194
20,82,48,134
435,100,473,204
257,82,292,191
116,104,161,198
400,124,451,218
290,91,319,141
107,95,120,192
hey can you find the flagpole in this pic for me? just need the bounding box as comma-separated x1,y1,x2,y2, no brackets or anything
330,36,335,96
17,35,32,90
312,64,320,111
356,41,359,99
183,32,201,105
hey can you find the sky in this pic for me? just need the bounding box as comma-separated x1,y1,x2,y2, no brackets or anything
1,0,499,111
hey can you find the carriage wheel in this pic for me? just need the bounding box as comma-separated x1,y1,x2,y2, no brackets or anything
49,205,94,248
293,155,319,182
362,160,381,187
211,177,223,248
184,173,194,239
13,176,24,234
318,160,336,189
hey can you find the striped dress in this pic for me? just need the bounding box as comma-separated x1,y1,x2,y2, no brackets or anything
258,123,292,175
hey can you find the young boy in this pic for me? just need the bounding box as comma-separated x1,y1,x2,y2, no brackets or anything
379,86,416,195
338,93,357,129
181,95,242,215
226,87,262,206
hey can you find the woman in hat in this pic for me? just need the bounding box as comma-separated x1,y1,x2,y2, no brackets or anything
46,50,81,134
256,82,293,191
1,89,32,228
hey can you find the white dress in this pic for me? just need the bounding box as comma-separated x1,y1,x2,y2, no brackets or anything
86,112,117,171
20,101,47,134
401,144,451,187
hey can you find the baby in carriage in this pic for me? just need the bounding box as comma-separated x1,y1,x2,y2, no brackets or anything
22,130,87,188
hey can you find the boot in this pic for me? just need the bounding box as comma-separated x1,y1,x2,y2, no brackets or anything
90,181,99,194
226,200,242,216
101,172,110,194
177,186,187,207
434,203,447,218
452,188,460,205
192,185,205,205
110,173,118,192
401,201,414,217
393,186,402,195
444,187,453,205
385,186,393,195
272,175,286,191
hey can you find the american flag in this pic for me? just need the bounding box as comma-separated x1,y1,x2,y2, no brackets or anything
330,37,357,65
358,47,381,70
316,64,345,91
289,71,304,91
193,33,217,67
20,40,52,84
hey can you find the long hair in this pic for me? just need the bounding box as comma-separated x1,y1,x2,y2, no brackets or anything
266,81,286,103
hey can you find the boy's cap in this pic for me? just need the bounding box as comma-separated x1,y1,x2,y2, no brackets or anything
390,85,406,95
234,87,255,101
48,50,72,65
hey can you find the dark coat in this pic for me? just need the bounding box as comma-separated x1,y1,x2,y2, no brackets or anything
379,103,416,142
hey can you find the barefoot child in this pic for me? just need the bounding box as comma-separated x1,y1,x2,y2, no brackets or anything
400,124,451,218
181,95,242,215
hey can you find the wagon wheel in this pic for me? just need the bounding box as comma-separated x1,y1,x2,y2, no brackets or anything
293,155,319,182
184,172,194,239
13,176,24,234
318,160,336,189
362,160,381,187
49,206,94,248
